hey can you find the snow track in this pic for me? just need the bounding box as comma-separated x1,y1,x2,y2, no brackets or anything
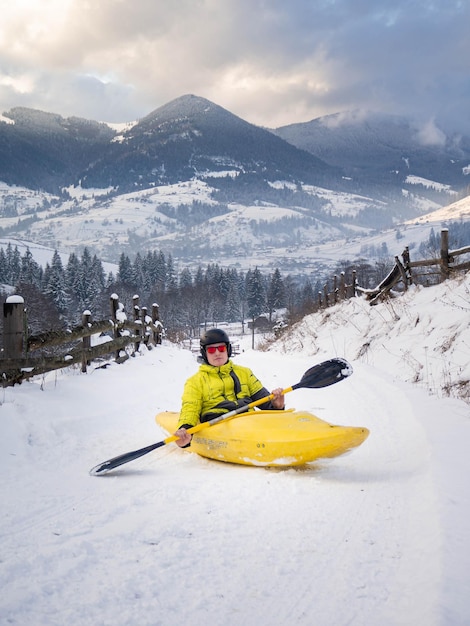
1,345,469,625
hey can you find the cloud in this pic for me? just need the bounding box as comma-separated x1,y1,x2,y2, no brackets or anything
415,119,447,146
0,0,469,132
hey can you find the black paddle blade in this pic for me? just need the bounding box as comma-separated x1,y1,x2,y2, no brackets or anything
292,358,352,390
89,440,165,476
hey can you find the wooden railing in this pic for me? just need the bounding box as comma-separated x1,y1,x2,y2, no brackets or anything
318,270,357,308
1,294,163,386
359,228,470,304
319,228,469,307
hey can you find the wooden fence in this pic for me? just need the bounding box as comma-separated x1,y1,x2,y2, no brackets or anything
319,228,470,307
1,294,163,387
317,270,357,309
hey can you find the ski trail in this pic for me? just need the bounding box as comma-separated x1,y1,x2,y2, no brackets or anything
229,353,443,625
0,347,465,626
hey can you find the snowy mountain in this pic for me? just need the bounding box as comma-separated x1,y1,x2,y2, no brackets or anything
1,273,469,625
1,96,468,269
0,106,115,192
0,95,336,194
273,110,470,191
79,94,337,191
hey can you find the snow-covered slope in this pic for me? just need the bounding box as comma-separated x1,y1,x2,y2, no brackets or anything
273,272,470,403
1,178,461,275
407,192,470,225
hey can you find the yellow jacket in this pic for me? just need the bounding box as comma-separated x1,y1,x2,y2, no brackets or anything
178,360,277,429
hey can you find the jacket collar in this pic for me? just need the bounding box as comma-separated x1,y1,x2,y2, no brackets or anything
200,360,233,374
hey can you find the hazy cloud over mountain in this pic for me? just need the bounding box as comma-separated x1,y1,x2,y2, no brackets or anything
0,0,469,132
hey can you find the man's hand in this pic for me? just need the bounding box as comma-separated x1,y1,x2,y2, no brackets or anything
174,427,192,447
271,387,285,409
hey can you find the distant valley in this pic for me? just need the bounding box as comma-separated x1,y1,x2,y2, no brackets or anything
1,94,469,276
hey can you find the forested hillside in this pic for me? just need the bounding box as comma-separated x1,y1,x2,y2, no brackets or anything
2,223,469,338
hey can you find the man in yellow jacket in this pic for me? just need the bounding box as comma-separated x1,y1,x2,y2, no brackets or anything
175,328,285,447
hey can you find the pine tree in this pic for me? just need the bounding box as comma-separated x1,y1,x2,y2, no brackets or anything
0,248,7,284
223,269,242,323
190,266,210,332
78,248,94,308
176,268,194,332
245,267,266,348
246,267,266,319
166,254,178,294
65,253,81,307
154,251,167,295
118,253,133,284
131,252,145,290
5,244,21,285
142,251,154,292
19,248,43,288
43,250,68,314
88,254,106,316
266,268,285,322
179,267,193,289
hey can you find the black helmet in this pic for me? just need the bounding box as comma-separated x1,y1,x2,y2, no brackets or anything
200,328,232,361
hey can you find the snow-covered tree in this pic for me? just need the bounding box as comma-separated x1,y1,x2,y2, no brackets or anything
266,268,285,322
43,251,68,314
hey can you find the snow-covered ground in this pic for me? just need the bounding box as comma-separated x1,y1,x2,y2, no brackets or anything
407,192,470,225
1,274,469,626
0,176,457,269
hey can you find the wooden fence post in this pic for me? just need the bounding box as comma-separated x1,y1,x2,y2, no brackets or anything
440,228,450,280
3,295,25,358
133,295,141,353
152,303,162,344
351,270,357,297
339,272,346,300
401,247,413,284
141,306,149,346
81,310,91,373
395,256,409,290
110,293,121,361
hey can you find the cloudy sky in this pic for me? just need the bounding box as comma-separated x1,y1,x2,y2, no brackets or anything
0,0,469,132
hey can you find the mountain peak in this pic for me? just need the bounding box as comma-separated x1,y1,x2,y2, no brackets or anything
164,93,215,109
141,94,229,125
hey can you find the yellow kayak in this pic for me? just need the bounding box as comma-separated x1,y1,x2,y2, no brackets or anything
155,410,369,467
